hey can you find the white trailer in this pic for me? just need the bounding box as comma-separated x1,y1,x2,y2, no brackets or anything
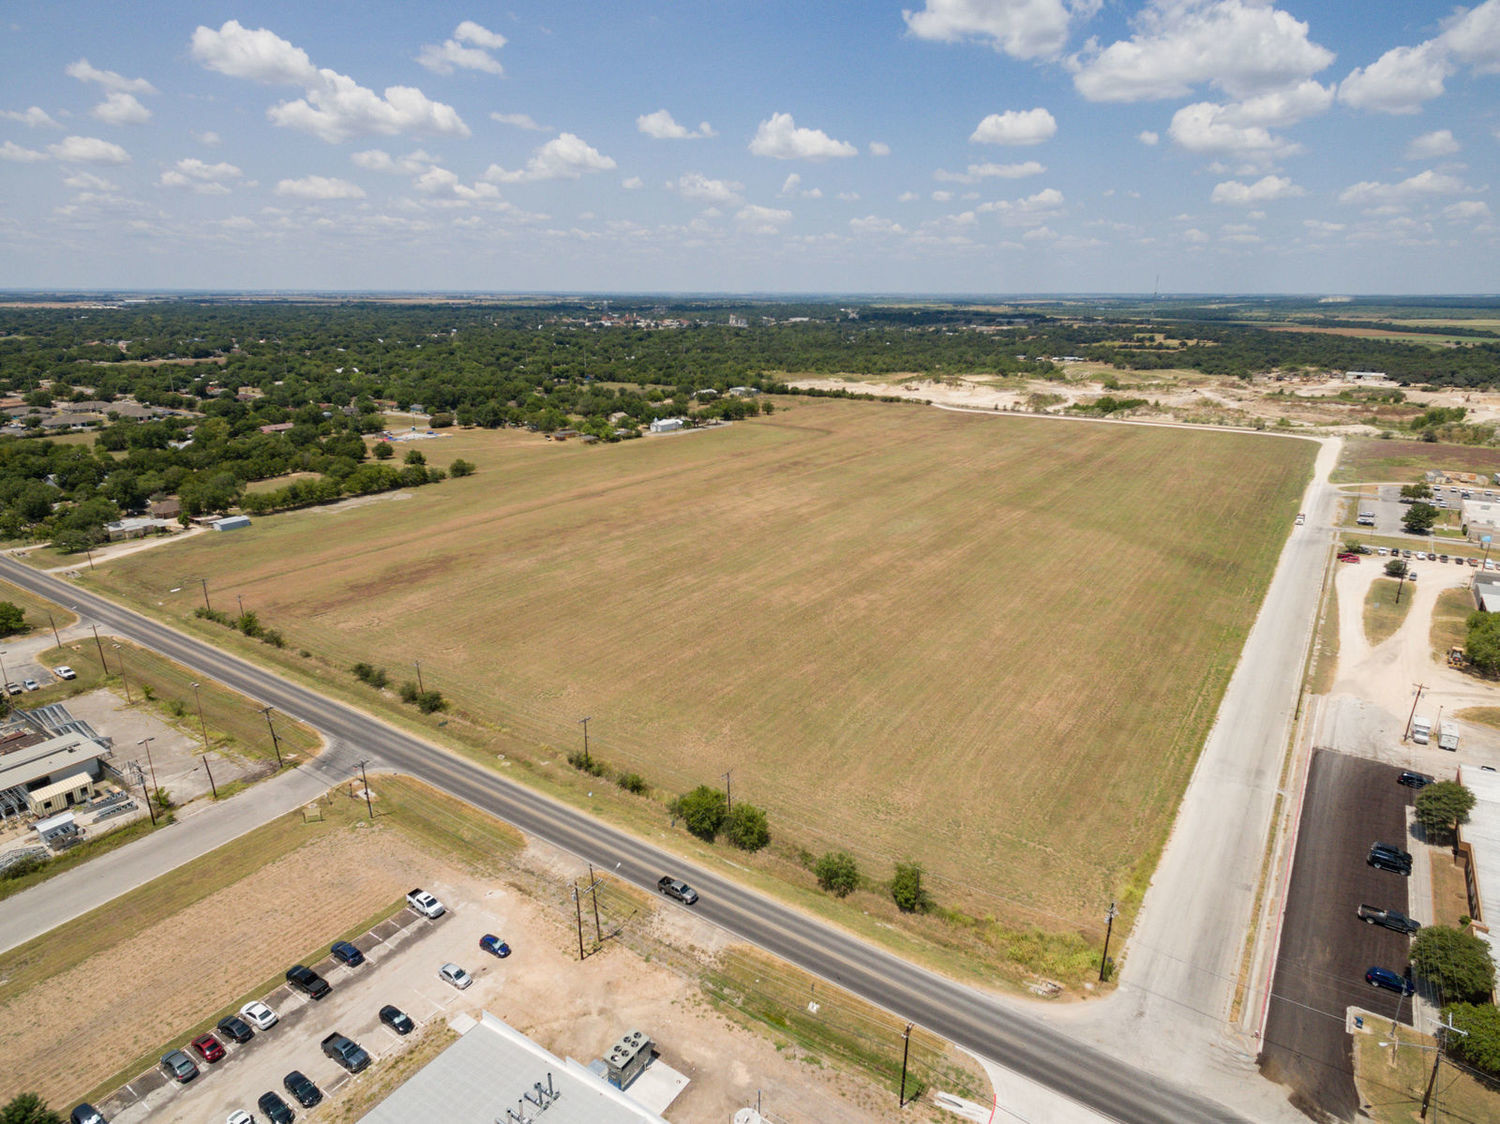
1439,722,1460,751
1412,716,1433,745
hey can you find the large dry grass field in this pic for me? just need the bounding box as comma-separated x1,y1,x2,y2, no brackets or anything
89,399,1314,931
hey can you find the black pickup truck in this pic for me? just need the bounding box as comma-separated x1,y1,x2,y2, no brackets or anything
657,876,699,904
1357,905,1421,934
321,1031,371,1073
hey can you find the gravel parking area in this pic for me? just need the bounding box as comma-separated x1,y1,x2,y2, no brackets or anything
1259,749,1418,1120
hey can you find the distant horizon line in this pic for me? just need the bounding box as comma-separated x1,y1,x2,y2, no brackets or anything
2,289,1499,302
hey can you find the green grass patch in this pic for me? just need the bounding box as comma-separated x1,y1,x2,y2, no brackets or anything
1333,438,1500,484
1431,588,1474,662
1308,579,1341,697
1353,1022,1500,1124
0,577,78,634
1456,707,1500,730
1363,578,1416,646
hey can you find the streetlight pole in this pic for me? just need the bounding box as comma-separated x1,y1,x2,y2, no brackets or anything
1099,901,1119,983
579,715,591,770
138,737,159,806
46,612,61,651
260,705,284,768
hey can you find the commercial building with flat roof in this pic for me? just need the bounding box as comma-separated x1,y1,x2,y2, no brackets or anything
1457,764,1500,999
358,1012,669,1124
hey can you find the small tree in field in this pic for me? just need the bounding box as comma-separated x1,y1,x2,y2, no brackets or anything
815,851,860,897
670,785,727,841
891,861,932,913
723,803,770,852
1415,781,1477,844
0,602,26,637
373,442,394,460
1446,1002,1500,1077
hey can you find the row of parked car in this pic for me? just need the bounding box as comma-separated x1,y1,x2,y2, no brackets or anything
1359,772,1426,998
2,664,74,697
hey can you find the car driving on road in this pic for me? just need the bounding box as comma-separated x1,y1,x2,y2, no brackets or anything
658,876,699,904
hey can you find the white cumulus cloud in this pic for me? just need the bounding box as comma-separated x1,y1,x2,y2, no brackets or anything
483,133,616,183
1338,42,1450,114
976,186,1064,224
736,203,793,232
637,109,716,139
274,175,366,200
1071,0,1334,103
91,91,152,125
850,214,907,235
935,160,1046,182
670,172,743,205
63,172,115,191
1138,130,1160,145
491,112,547,131
48,135,130,164
1210,174,1303,204
159,157,245,194
970,107,1056,145
191,20,469,143
2,106,60,128
1407,129,1461,158
1444,200,1492,221
902,0,1083,61
869,141,891,156
1338,169,1468,207
66,58,156,95
0,141,48,163
417,21,507,76
748,113,857,160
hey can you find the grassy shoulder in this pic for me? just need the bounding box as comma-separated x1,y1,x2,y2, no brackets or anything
0,577,78,633
1431,587,1474,661
1353,1023,1500,1124
1363,578,1415,646
1308,580,1340,697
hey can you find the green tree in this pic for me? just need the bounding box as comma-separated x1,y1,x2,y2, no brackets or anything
891,861,932,913
0,1093,63,1124
450,458,476,478
404,448,426,466
1411,926,1495,1003
670,785,727,841
1446,1002,1500,1076
723,803,770,852
1415,780,1477,844
0,601,26,636
1384,559,1408,577
1403,502,1439,535
1399,483,1433,500
1465,611,1500,675
373,442,394,460
815,850,860,897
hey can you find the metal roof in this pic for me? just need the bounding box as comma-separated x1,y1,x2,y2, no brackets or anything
1458,765,1500,997
358,1012,667,1124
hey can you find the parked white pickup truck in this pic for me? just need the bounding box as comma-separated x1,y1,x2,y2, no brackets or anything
406,888,445,918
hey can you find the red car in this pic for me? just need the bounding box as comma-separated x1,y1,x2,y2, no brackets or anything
191,1032,226,1063
1337,552,1361,563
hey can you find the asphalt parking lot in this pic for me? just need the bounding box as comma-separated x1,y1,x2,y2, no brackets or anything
1259,749,1419,1121
103,903,494,1123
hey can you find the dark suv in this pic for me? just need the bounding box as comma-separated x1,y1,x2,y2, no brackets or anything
285,964,332,999
1397,771,1434,789
1368,843,1413,874
283,1070,323,1108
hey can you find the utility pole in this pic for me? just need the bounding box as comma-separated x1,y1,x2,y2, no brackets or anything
84,544,95,571
413,660,424,694
1422,1012,1468,1119
588,863,603,944
200,754,218,799
131,760,156,826
723,768,733,813
898,1022,914,1107
113,645,131,704
572,881,586,961
138,737,159,807
1100,901,1119,983
199,577,211,612
47,612,61,650
236,594,245,619
579,715,591,770
356,759,374,819
1404,683,1427,742
260,705,284,768
191,682,210,751
90,623,108,673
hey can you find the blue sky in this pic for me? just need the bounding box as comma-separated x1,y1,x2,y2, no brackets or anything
1,1,1496,294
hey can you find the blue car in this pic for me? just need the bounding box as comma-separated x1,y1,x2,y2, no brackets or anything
331,940,365,967
1365,966,1415,995
479,934,511,958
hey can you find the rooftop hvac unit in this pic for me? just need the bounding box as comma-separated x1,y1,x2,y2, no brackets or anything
603,1029,653,1089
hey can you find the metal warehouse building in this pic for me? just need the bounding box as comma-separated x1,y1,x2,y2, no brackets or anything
358,1011,671,1124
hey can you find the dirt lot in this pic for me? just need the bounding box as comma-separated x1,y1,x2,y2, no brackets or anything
4,779,981,1122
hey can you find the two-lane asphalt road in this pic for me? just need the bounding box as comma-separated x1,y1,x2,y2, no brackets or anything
0,556,1245,1123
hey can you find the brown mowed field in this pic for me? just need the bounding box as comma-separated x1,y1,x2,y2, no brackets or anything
91,399,1315,929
